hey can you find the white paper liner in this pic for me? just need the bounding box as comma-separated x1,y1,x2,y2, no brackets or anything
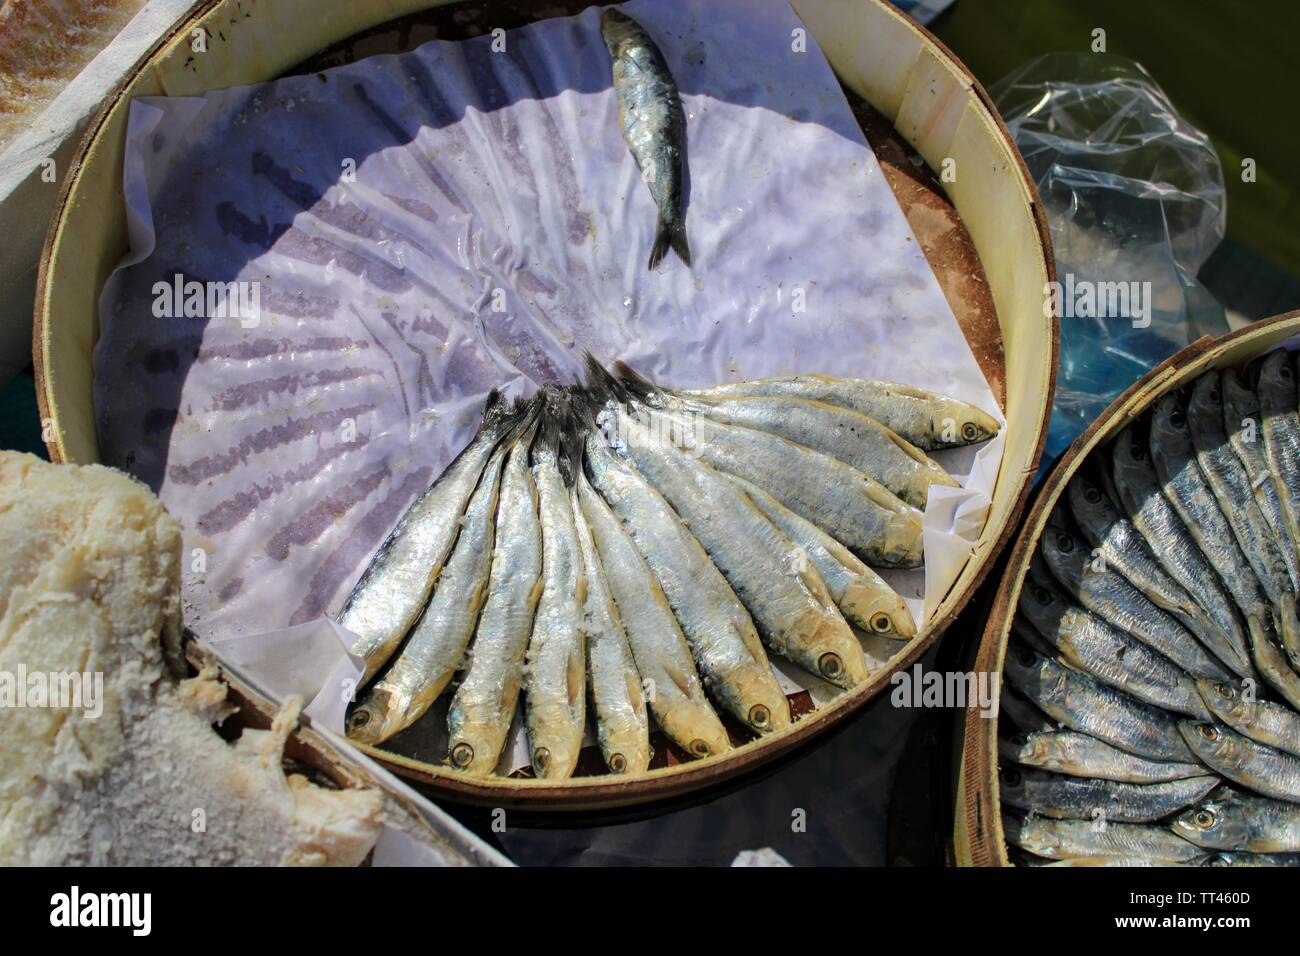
93,0,1004,778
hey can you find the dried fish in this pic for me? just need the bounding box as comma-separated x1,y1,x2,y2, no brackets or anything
339,390,517,683
999,765,1219,823
602,8,691,269
680,374,1000,450
576,473,731,759
445,409,543,775
580,416,790,736
524,396,589,780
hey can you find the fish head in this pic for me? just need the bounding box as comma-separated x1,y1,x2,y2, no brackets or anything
1149,392,1194,457
846,586,916,640
1195,677,1252,725
1110,424,1154,482
1002,639,1050,693
1005,730,1050,765
345,685,408,746
1171,792,1239,849
998,764,1027,802
723,672,792,736
1017,577,1068,636
1220,369,1259,420
1187,371,1228,437
1177,718,1235,764
600,8,640,54
446,717,507,776
1257,349,1296,401
1067,471,1113,527
1039,524,1086,585
529,736,581,779
656,699,732,760
934,403,1000,447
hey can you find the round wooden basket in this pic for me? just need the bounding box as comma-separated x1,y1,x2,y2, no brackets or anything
953,310,1300,865
34,0,1056,810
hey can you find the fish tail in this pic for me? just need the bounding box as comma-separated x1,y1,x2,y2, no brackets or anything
649,214,691,269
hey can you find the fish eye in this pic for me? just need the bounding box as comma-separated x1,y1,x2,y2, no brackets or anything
1214,683,1236,700
819,653,844,680
1209,388,1220,402
1000,767,1022,786
1084,486,1102,504
690,739,711,758
533,747,551,771
1034,586,1053,606
1169,410,1185,428
348,708,371,729
1055,533,1074,552
1197,724,1221,742
609,753,628,773
1130,443,1146,460
1281,365,1293,380
870,612,893,633
962,422,980,442
451,743,474,768
1193,809,1217,830
748,704,772,731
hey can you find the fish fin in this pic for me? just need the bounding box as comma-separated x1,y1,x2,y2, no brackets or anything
648,214,690,269
612,360,657,401
586,357,632,405
480,387,506,428
557,402,586,488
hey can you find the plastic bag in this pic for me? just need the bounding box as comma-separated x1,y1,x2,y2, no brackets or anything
990,53,1229,473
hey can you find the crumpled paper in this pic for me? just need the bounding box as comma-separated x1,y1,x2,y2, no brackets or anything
93,0,1004,769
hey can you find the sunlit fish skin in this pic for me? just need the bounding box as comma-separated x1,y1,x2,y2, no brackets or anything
581,427,790,736
726,474,915,640
1179,720,1300,804
1221,369,1300,591
998,765,1219,823
1172,786,1300,853
1196,677,1300,758
601,7,691,269
524,398,589,780
1039,520,1232,683
1110,424,1253,677
1257,351,1300,574
611,364,923,568
445,410,543,776
570,471,651,775
999,729,1207,783
605,398,868,689
1187,371,1293,605
679,373,1000,451
347,436,511,746
673,392,957,510
576,472,730,760
338,390,514,683
1149,393,1274,627
1017,573,1210,718
1067,471,1229,657
1003,813,1207,864
1003,641,1197,763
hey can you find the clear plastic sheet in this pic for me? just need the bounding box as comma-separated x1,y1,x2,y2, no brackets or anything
92,0,1002,781
991,53,1229,471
